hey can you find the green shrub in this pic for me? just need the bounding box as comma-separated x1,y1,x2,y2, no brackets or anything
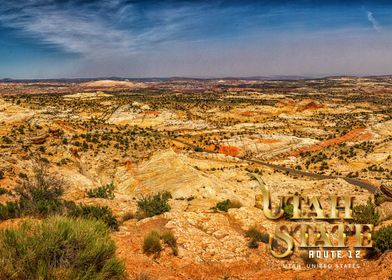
136,192,172,220
0,170,4,180
16,164,64,217
0,165,64,220
373,225,392,253
161,231,178,256
0,216,125,280
143,231,162,254
87,182,115,199
66,202,119,230
211,199,242,212
0,202,21,220
353,198,380,226
0,166,119,232
244,227,269,243
2,136,12,144
375,193,388,206
283,204,294,219
247,238,259,249
0,187,7,195
121,211,135,222
245,227,269,249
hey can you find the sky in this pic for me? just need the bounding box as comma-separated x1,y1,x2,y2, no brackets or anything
1,0,392,79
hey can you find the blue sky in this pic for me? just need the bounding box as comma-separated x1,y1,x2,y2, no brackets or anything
1,0,392,78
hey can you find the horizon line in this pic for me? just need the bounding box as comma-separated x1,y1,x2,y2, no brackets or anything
2,74,392,82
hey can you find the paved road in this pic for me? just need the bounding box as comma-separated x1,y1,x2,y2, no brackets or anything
245,158,378,193
154,132,378,194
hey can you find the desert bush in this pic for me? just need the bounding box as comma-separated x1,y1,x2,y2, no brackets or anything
143,231,162,254
352,198,380,226
247,238,259,249
0,216,125,280
136,192,172,220
0,165,119,231
161,231,178,256
283,204,294,219
16,164,64,217
211,199,242,212
87,182,115,199
66,202,119,230
0,201,21,220
244,227,269,243
2,136,12,144
245,227,269,249
0,170,4,180
121,211,135,222
375,192,388,206
0,187,7,195
0,164,64,220
372,225,392,253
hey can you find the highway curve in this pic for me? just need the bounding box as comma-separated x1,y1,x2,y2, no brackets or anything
159,133,378,194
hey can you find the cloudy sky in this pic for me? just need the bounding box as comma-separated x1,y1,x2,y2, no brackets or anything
1,0,392,78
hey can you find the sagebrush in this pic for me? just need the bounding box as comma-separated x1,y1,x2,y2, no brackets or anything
0,216,125,280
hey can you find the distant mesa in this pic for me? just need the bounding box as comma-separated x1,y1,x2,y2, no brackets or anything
82,79,145,88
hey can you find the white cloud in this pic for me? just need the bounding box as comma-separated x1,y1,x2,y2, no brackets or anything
0,2,131,57
0,1,196,58
366,10,381,32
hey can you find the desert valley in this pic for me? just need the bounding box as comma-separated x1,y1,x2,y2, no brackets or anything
0,77,392,279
